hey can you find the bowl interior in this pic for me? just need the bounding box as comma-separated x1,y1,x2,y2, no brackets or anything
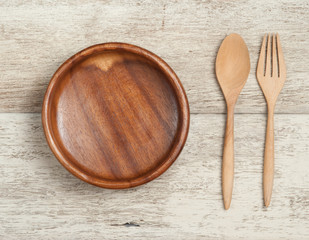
44,46,188,188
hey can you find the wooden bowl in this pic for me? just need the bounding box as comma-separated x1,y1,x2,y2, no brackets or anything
42,43,189,189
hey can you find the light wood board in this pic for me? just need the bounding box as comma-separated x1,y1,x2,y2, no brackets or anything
0,0,308,113
0,113,308,239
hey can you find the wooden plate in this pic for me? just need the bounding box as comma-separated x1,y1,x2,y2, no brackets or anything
42,43,189,189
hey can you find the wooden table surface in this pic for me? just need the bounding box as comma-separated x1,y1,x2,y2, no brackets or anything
1,1,308,239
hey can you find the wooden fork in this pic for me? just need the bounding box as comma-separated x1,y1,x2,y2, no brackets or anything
256,34,286,207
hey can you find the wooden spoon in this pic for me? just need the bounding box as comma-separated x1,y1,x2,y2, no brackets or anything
215,33,250,210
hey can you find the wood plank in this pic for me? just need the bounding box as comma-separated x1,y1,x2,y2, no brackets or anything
0,113,308,239
0,1,308,113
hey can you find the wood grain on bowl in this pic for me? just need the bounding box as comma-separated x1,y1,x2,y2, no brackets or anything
42,43,190,189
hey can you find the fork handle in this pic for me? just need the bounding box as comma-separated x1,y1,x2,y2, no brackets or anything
222,105,234,210
264,106,275,207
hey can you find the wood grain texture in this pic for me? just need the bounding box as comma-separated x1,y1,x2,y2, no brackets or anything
1,1,309,239
42,43,189,189
0,113,308,239
0,0,309,113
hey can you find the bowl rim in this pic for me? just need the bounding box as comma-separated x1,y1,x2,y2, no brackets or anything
42,42,190,189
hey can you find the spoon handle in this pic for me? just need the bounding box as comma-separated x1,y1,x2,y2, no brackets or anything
222,105,235,210
263,106,275,207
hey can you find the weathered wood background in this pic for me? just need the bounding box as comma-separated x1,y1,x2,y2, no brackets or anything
0,0,308,239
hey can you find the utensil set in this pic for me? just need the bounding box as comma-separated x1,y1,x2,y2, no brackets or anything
216,33,286,209
42,33,285,211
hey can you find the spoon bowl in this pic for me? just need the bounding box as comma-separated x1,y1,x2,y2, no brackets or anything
216,33,250,103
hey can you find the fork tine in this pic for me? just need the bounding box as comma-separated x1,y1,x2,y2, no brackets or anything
276,34,286,78
265,34,271,77
257,34,267,77
272,34,278,77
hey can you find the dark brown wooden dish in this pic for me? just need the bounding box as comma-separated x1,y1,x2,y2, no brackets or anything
42,43,189,189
